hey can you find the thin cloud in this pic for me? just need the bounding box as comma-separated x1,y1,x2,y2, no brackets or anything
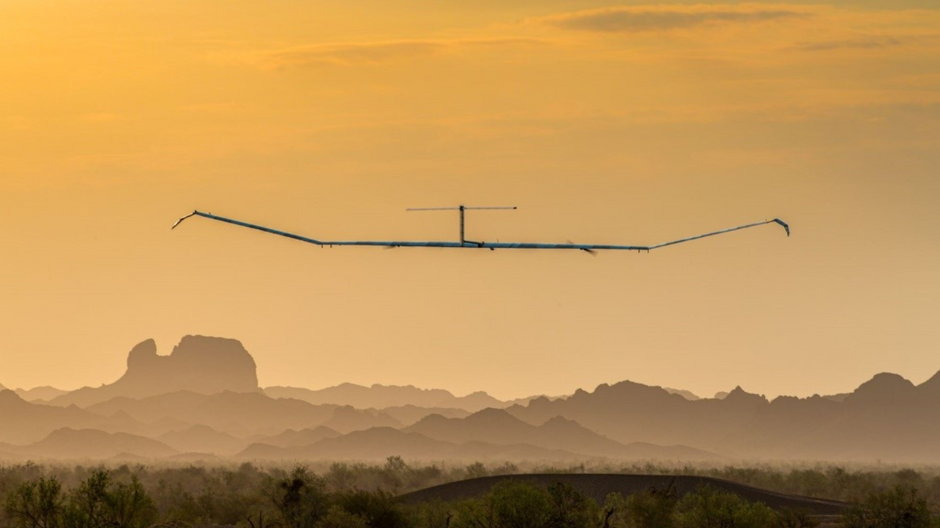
257,38,541,69
793,36,902,51
540,5,808,33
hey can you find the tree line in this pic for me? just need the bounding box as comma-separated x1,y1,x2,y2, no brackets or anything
1,460,938,528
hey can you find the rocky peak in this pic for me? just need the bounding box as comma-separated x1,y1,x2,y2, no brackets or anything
846,372,916,405
117,335,258,396
467,407,517,424
126,339,158,369
722,386,768,407
49,335,259,407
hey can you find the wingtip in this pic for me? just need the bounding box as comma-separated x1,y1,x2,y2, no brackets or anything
772,218,790,237
171,210,198,230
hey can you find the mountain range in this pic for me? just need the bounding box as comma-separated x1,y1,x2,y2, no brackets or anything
4,334,940,463
506,373,940,462
264,384,510,412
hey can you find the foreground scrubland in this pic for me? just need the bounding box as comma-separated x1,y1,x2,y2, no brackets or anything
2,460,939,527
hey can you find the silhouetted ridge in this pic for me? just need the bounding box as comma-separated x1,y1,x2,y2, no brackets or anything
917,370,940,397
845,372,916,405
662,387,700,400
24,428,176,459
594,380,674,400
541,416,579,427
464,408,521,426
158,425,245,455
504,370,940,462
0,390,128,444
15,333,940,463
323,405,402,433
122,335,257,393
0,389,20,404
49,335,259,407
14,386,68,402
404,407,695,458
251,426,341,448
723,386,768,407
264,383,503,411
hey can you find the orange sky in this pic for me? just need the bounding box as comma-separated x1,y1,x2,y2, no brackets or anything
1,0,939,400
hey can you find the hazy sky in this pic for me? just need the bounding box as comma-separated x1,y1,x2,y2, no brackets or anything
1,0,938,400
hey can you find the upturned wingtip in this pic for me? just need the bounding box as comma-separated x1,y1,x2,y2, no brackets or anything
171,210,198,230
772,218,790,237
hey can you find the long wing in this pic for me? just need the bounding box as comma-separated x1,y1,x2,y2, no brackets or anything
172,210,788,252
648,218,790,249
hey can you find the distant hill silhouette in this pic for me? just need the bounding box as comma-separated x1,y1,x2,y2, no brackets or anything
662,387,700,400
84,390,336,437
264,383,504,412
322,405,402,433
406,408,718,460
250,426,341,448
50,336,258,407
236,427,583,461
157,425,246,456
12,333,940,463
81,390,404,439
231,411,718,462
406,409,620,456
14,386,68,402
508,380,740,447
237,427,455,460
19,428,177,459
507,371,940,462
379,405,470,426
0,390,141,444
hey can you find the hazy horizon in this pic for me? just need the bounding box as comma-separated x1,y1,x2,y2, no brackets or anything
4,334,939,402
2,0,939,402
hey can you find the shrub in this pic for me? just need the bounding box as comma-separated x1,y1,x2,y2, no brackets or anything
674,485,778,528
5,476,63,528
842,486,935,528
546,482,598,528
272,466,331,528
336,490,408,528
622,486,678,528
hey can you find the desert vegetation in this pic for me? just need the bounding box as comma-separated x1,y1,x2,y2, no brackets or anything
1,460,939,528
6,337,940,528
